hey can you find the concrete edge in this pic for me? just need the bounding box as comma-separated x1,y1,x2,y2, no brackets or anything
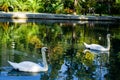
0,12,120,21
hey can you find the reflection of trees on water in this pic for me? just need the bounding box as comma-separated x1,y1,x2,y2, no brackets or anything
57,47,94,80
57,26,109,80
56,25,94,80
56,48,109,80
109,38,120,80
0,22,120,80
83,49,109,80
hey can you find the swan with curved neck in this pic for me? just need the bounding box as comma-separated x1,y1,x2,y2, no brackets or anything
8,47,48,72
84,34,110,52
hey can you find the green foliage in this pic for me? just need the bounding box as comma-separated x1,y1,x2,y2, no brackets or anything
95,3,108,14
112,3,120,14
40,0,63,13
0,0,18,12
116,0,120,3
117,52,120,62
0,0,120,14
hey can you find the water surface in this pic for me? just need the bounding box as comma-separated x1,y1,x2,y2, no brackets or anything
0,21,120,80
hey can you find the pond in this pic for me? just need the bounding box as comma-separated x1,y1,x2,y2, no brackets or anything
0,20,120,80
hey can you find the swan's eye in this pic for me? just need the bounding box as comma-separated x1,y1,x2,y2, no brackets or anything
45,48,48,51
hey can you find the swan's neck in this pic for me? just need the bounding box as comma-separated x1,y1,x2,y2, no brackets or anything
42,51,48,71
106,36,110,50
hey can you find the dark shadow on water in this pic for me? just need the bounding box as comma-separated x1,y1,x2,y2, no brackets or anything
8,69,40,76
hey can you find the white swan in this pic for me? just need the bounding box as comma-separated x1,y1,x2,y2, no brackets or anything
8,47,48,72
84,34,110,52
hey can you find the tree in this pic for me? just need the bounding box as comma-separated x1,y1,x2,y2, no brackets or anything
80,0,96,15
40,0,63,13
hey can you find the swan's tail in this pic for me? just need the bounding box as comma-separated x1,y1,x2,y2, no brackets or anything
84,42,88,47
8,61,18,69
84,42,91,49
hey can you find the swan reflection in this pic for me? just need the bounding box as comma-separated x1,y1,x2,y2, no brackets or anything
83,49,109,80
8,69,39,76
83,49,110,65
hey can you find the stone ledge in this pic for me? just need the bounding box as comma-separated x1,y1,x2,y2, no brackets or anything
0,12,120,21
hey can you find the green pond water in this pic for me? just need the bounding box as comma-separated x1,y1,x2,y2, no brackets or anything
0,20,120,80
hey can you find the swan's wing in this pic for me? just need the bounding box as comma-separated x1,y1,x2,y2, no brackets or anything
18,61,43,72
84,42,105,50
90,44,105,50
8,61,44,72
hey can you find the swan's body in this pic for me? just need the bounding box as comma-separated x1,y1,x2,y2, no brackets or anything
84,34,110,52
84,43,109,51
8,47,48,72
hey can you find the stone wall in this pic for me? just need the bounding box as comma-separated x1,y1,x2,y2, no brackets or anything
0,12,120,22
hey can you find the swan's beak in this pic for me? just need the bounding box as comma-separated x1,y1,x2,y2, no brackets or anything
38,47,49,53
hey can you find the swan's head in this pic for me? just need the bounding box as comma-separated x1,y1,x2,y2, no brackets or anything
41,47,48,53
